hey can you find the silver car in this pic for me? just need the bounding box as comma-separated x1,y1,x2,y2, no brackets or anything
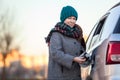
83,2,120,80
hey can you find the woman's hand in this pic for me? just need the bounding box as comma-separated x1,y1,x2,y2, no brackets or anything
73,57,86,64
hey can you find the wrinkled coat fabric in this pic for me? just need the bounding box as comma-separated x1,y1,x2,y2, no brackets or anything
47,32,84,80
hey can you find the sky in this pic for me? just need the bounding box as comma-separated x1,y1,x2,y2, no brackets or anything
0,0,120,56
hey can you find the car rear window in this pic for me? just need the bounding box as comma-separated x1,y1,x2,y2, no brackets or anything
114,16,120,33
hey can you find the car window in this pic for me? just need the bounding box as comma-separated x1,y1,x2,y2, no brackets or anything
86,23,98,51
114,16,120,33
86,15,108,50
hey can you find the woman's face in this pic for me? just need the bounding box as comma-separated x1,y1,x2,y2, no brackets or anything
64,16,76,28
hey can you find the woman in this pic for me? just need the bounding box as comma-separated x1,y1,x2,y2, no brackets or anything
45,5,86,80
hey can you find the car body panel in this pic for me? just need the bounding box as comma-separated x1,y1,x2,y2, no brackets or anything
83,2,120,80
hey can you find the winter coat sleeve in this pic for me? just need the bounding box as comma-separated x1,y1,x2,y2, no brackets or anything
49,32,74,69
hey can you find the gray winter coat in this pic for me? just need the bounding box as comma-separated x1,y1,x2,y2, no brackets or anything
47,32,84,80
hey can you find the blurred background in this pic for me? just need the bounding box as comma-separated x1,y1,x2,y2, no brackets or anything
0,0,120,79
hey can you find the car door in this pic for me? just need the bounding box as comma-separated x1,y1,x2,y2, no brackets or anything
85,15,108,80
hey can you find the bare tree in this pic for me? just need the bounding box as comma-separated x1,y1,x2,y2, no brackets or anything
0,7,20,80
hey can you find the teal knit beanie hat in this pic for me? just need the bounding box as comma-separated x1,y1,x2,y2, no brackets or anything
60,5,78,22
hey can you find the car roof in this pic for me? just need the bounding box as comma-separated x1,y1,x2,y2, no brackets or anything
109,2,120,10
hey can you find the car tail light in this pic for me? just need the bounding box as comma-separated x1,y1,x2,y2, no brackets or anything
106,41,120,64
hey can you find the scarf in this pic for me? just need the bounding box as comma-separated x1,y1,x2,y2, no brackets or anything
45,22,86,50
